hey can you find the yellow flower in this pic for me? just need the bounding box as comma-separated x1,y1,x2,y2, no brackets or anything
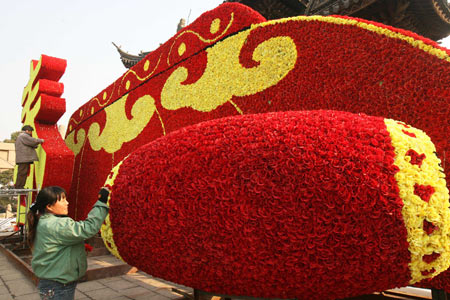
385,119,450,283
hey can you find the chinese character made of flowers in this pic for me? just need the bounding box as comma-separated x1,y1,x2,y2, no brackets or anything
20,54,74,192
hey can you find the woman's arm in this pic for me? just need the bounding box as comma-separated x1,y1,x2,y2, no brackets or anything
53,201,109,245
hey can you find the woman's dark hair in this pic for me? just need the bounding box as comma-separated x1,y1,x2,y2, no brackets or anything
27,186,66,248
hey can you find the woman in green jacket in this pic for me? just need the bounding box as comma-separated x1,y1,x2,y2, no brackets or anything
27,186,109,300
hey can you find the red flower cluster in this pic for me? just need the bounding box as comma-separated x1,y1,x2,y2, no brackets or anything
84,243,93,252
406,149,426,167
423,220,438,235
414,184,435,203
419,272,450,291
108,110,411,299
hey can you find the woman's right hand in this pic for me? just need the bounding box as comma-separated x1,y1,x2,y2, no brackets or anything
98,187,110,203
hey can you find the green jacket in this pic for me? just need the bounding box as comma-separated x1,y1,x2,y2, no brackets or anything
31,201,109,284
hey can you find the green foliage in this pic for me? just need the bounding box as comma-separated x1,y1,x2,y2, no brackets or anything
0,169,16,213
0,170,14,186
3,131,20,143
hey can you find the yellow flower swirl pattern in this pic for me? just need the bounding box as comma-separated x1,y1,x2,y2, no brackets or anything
66,94,158,155
65,129,86,156
385,119,450,283
161,30,297,112
88,94,156,153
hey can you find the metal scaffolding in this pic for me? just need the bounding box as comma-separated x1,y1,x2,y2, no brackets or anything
0,189,39,248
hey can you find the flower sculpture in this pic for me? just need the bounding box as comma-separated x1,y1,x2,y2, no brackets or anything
17,54,74,223
65,3,450,221
99,110,449,299
56,2,450,298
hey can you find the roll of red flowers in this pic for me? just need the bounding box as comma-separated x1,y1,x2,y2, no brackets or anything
101,110,450,299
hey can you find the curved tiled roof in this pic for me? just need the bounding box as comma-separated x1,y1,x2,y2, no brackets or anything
114,0,450,68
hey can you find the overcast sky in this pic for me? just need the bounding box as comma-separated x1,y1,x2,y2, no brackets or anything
1,0,449,141
0,0,223,140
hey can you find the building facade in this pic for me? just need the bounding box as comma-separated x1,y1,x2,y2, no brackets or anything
0,143,15,172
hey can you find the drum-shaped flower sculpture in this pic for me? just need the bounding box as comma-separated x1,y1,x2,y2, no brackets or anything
101,110,450,300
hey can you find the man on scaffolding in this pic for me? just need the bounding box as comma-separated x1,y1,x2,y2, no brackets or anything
14,125,44,189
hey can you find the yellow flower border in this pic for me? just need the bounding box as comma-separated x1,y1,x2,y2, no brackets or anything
100,158,126,261
385,119,450,283
255,16,450,63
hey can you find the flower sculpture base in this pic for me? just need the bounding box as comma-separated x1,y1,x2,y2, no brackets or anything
101,110,450,300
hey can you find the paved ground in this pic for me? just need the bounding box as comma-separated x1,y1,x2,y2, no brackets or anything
0,251,192,300
0,239,434,300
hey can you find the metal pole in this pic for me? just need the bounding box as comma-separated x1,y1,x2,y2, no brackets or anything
432,289,449,300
